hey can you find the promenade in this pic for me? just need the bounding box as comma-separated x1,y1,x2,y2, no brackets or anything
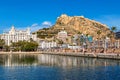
0,51,120,60
41,51,120,60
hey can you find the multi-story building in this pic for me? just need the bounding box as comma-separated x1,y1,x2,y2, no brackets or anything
57,30,68,43
0,26,37,46
39,41,57,49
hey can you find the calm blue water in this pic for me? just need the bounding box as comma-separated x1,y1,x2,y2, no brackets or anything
0,54,120,80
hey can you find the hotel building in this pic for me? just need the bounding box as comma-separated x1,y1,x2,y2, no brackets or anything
0,26,37,46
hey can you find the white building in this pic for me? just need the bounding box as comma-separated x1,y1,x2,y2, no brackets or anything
39,41,57,49
68,45,81,50
0,26,37,46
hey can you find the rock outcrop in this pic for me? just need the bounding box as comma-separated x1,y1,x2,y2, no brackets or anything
37,14,112,40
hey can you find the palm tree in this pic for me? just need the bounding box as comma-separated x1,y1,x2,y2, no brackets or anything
111,26,117,38
97,30,101,40
110,26,117,47
97,30,101,48
109,26,116,38
85,34,90,48
111,26,117,32
80,34,86,46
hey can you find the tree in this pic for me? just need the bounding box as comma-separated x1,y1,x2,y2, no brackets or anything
4,45,10,51
30,38,34,42
109,26,117,47
11,41,38,51
0,39,5,50
80,34,86,46
111,26,117,33
97,30,101,40
110,26,117,39
97,30,102,48
77,31,82,35
86,34,89,37
57,39,63,47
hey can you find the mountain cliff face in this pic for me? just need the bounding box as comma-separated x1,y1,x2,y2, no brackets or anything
37,14,112,40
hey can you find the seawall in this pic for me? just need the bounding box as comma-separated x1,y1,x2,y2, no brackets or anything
41,52,120,60
0,51,120,60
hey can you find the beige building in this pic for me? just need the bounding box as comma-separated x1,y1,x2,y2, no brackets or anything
57,30,68,43
0,26,37,46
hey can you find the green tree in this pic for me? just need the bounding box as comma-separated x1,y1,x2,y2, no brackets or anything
97,30,102,48
11,41,38,52
4,45,10,51
109,26,117,46
57,39,63,47
111,26,117,32
97,30,101,40
111,26,117,39
77,31,82,35
0,39,5,50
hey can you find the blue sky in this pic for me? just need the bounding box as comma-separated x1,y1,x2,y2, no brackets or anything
0,0,120,33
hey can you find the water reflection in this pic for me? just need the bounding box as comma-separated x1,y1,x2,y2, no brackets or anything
0,54,38,66
0,54,120,68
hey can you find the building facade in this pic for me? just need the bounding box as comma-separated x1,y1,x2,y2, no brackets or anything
57,30,68,43
39,41,57,49
0,26,37,46
116,31,120,39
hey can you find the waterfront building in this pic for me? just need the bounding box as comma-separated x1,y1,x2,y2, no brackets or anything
68,45,81,50
39,41,57,49
0,26,37,46
57,30,68,43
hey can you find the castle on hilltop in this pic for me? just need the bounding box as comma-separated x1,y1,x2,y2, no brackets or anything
0,26,37,45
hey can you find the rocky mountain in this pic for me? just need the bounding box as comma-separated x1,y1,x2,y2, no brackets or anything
37,14,112,40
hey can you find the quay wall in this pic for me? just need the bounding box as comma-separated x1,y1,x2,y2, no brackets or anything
0,51,120,60
41,52,120,60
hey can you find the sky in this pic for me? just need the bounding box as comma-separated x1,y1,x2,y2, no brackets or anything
0,0,120,33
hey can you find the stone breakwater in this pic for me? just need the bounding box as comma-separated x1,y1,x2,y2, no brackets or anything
0,51,120,60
